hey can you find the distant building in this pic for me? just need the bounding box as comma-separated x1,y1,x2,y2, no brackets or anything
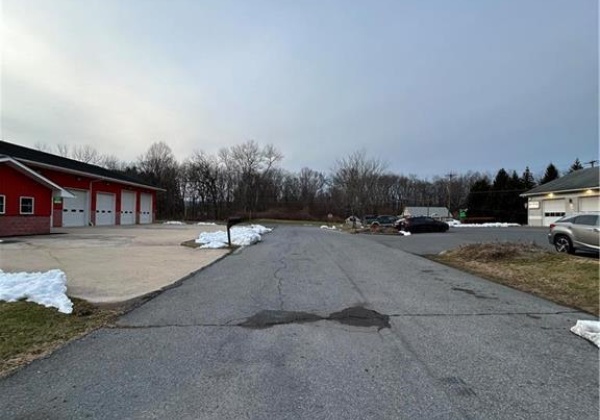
520,167,599,227
402,206,451,220
0,140,163,237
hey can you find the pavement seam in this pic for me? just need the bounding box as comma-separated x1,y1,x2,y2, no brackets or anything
111,310,583,329
109,323,234,329
388,310,583,317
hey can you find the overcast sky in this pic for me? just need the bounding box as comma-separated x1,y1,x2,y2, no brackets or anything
1,0,597,178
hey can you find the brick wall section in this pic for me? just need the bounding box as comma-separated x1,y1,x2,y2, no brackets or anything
0,216,51,237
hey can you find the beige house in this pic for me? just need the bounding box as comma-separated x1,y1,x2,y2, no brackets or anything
401,206,452,221
520,167,599,227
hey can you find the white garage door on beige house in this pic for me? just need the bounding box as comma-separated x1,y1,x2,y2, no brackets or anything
521,167,599,227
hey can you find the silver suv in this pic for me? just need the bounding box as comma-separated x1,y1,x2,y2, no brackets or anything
548,213,599,254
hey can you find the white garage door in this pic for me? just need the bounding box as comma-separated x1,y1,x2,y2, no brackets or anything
120,191,136,225
543,199,566,226
96,193,116,226
139,193,152,224
63,189,88,227
579,196,599,213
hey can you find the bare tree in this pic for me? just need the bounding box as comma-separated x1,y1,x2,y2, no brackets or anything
331,150,387,216
71,145,104,165
138,142,184,219
34,142,52,152
56,143,70,157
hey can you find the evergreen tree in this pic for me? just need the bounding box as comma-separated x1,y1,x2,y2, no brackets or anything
521,166,536,190
540,163,560,185
492,168,510,191
489,169,510,220
508,171,526,223
466,177,492,218
569,158,584,173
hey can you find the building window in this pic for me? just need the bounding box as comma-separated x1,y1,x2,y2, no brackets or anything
544,212,565,218
20,197,34,215
0,195,5,214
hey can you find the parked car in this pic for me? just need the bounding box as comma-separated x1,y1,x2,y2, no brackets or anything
398,216,449,233
548,213,599,254
362,215,378,225
371,215,398,227
363,215,398,227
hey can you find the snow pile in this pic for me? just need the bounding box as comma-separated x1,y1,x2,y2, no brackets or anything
445,219,462,227
571,320,600,347
195,224,272,248
0,269,73,314
398,231,412,236
320,225,337,230
163,221,185,225
197,222,217,226
454,223,520,228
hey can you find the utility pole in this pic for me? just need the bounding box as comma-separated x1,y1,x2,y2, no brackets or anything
446,172,455,211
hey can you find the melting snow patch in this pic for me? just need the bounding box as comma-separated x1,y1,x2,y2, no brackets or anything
163,221,185,225
197,222,217,226
320,225,337,230
0,269,73,314
195,224,272,248
398,231,412,236
571,320,600,347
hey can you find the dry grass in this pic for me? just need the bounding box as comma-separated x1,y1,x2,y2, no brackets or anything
433,242,599,315
0,299,121,377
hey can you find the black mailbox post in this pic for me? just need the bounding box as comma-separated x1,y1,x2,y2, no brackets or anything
226,217,244,247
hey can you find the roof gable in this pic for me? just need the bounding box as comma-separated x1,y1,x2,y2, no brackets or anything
522,167,599,196
0,157,74,198
0,140,162,191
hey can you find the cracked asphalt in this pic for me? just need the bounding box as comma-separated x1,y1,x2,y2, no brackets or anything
1,226,598,419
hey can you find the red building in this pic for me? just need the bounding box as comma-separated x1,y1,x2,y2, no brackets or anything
0,140,163,237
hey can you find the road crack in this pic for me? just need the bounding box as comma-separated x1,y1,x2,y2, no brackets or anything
273,256,287,310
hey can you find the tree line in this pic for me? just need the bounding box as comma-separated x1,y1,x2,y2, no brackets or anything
35,141,587,223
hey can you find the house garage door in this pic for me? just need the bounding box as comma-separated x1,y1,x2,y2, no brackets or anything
120,191,136,225
96,193,116,226
579,196,599,213
63,189,88,227
139,193,152,224
543,199,566,226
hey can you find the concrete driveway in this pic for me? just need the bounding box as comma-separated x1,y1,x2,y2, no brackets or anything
0,224,229,303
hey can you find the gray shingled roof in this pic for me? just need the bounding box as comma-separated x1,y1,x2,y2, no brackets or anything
1,140,162,190
521,167,599,196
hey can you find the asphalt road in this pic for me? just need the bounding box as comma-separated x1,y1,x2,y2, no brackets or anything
1,226,598,419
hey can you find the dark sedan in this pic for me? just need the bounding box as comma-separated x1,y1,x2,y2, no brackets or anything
399,216,449,233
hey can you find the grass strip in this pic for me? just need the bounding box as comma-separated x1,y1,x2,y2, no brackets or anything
0,298,120,377
432,242,599,315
